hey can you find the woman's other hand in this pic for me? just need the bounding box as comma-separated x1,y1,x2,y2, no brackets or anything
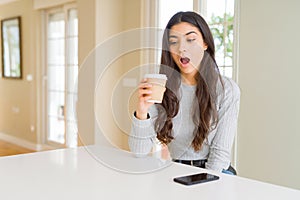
136,79,154,120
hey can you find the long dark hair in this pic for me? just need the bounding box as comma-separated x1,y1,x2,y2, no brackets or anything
155,11,223,151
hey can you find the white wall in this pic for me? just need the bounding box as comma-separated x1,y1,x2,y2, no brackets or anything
77,0,96,146
78,0,142,149
237,0,300,190
0,0,39,145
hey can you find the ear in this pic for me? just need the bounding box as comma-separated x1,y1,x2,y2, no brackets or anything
203,43,208,50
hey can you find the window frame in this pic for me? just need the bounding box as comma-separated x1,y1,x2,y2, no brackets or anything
41,3,78,148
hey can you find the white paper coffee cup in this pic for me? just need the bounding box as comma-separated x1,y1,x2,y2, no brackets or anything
144,74,167,103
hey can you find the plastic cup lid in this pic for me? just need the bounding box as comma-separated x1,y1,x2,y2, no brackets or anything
144,73,167,80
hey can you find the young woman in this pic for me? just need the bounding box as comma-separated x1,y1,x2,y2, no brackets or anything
129,11,240,175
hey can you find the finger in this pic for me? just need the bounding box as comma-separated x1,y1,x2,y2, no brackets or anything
139,82,152,89
138,88,152,97
139,95,154,104
139,91,152,99
140,78,147,83
144,95,153,101
138,88,152,95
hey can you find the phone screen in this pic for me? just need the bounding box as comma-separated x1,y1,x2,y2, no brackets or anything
173,173,219,185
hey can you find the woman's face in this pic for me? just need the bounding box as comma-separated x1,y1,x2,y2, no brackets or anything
168,22,207,77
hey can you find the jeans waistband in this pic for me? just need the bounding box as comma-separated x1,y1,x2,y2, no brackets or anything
172,159,207,168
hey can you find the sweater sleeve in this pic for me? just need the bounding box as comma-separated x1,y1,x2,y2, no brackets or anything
205,78,241,172
128,105,157,157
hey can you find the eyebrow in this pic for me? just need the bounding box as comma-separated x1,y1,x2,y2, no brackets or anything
185,31,198,36
169,31,198,39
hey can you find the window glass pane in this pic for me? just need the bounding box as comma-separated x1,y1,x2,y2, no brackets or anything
66,93,77,121
225,24,234,60
66,66,78,93
48,39,65,65
48,91,65,117
48,66,65,91
47,91,65,144
216,53,224,67
206,0,235,78
66,121,77,147
226,0,235,16
48,13,64,38
68,9,78,36
224,67,233,78
207,0,226,19
67,37,78,65
225,56,232,67
158,0,193,28
48,116,65,144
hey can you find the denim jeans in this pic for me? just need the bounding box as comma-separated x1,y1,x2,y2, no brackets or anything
172,159,237,175
222,165,237,175
222,169,235,175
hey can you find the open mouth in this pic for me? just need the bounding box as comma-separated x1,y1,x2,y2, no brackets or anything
180,57,190,65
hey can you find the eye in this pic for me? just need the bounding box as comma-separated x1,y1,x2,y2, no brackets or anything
169,40,178,45
187,38,196,43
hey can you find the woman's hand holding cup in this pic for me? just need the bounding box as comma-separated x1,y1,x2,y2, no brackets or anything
136,79,154,120
136,74,167,120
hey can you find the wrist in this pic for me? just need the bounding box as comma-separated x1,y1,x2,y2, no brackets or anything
135,111,150,120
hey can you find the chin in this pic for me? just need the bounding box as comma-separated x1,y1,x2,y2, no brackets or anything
179,66,197,74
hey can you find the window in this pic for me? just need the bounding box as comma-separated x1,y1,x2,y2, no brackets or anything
45,5,78,147
158,0,193,29
204,0,235,78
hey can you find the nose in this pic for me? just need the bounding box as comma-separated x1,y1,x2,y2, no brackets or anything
178,40,187,53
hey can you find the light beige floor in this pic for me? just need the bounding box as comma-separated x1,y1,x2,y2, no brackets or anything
0,140,35,157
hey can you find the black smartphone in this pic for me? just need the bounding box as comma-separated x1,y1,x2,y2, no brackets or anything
173,173,220,185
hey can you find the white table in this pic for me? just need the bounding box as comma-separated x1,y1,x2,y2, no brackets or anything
0,145,299,200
